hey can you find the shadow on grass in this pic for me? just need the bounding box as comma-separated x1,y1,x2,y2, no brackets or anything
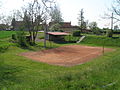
53,41,76,44
112,37,120,39
0,62,23,89
43,41,77,49
19,44,43,51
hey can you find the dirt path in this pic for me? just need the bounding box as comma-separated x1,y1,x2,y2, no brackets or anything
21,45,113,66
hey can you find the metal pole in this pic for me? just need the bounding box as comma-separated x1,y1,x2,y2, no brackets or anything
111,13,113,30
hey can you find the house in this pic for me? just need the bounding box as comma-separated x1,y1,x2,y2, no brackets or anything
13,21,25,30
0,24,9,31
82,29,92,33
49,22,79,33
12,21,44,31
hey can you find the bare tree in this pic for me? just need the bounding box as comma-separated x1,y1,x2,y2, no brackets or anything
0,14,13,30
1,15,12,25
102,0,120,37
112,0,120,16
19,0,55,45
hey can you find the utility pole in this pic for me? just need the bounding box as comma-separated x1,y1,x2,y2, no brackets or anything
108,13,114,37
44,21,47,48
111,13,114,30
103,13,114,54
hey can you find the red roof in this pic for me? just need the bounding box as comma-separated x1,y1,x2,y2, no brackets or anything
47,32,69,35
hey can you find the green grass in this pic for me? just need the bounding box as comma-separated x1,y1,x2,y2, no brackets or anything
0,31,16,39
80,35,120,47
38,32,44,39
0,31,16,53
1,32,120,89
65,35,79,42
0,44,120,89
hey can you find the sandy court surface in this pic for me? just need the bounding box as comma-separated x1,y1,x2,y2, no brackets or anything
21,45,113,66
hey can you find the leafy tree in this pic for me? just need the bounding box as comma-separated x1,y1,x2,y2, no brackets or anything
114,25,119,30
89,22,101,35
78,9,88,32
106,29,113,37
89,22,97,29
73,30,81,37
11,18,16,30
50,5,63,23
16,28,29,48
49,23,62,32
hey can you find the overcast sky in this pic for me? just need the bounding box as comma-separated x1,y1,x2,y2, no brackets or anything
0,0,115,28
56,0,114,28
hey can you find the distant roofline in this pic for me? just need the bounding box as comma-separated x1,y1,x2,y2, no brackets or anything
47,32,69,36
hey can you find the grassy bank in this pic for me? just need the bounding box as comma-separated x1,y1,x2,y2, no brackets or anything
0,44,120,89
0,31,120,89
80,35,120,47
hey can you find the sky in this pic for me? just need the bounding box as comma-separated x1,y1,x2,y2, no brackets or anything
0,0,115,28
56,0,114,28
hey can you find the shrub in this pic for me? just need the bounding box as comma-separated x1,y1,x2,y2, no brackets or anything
12,34,17,40
73,30,81,37
106,30,113,37
92,28,102,35
0,44,10,53
16,30,29,48
113,30,120,34
65,35,79,42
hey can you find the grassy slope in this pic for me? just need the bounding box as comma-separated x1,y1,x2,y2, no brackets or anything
0,32,120,89
1,45,120,90
81,35,120,47
0,31,16,39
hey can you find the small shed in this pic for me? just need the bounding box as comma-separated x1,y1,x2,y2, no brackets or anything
47,32,69,41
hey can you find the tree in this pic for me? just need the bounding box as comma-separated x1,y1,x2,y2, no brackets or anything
1,15,12,25
18,0,55,45
114,25,119,30
110,0,120,36
89,22,97,29
0,15,13,30
49,23,61,32
89,22,101,35
50,5,63,23
11,18,16,30
112,0,120,16
78,9,87,32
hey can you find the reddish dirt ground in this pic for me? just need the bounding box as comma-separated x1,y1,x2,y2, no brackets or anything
21,45,113,66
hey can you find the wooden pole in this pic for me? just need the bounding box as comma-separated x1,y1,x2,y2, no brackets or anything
102,39,105,55
44,21,47,48
102,30,105,55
